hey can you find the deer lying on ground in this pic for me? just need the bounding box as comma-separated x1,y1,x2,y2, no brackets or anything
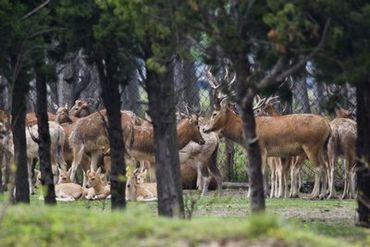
85,167,111,200
126,168,157,201
327,116,357,199
0,121,67,194
204,98,331,199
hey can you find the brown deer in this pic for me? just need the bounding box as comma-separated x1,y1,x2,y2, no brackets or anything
69,99,91,118
126,168,157,201
69,109,137,183
204,98,331,199
85,167,111,200
26,112,56,126
327,118,357,199
124,114,205,164
178,116,221,195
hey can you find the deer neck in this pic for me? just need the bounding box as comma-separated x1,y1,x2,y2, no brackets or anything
177,121,192,149
221,112,245,146
93,180,106,194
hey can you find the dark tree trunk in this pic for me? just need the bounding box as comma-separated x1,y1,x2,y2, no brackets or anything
355,83,370,228
12,76,29,203
35,67,56,205
0,148,3,193
96,58,126,210
146,60,185,218
235,58,265,212
240,90,265,212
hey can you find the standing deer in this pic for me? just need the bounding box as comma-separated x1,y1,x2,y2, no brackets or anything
327,117,357,199
0,121,67,194
68,109,137,183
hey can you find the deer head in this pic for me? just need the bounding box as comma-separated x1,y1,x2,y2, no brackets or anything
58,167,72,184
86,167,102,188
69,99,91,118
56,107,73,124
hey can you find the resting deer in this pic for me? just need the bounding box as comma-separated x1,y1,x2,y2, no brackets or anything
204,98,331,199
327,116,357,199
126,168,157,201
0,121,67,194
85,167,110,200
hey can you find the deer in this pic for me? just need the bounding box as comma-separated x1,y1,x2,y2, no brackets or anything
69,99,91,118
123,113,205,164
178,114,221,196
68,109,137,184
85,167,111,200
203,66,331,199
26,112,56,126
125,167,157,201
0,121,67,194
327,116,357,199
253,96,305,198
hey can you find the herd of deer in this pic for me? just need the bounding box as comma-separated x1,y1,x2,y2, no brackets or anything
0,86,358,202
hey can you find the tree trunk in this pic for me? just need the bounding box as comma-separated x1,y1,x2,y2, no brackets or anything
121,72,141,114
35,67,56,205
96,58,126,210
240,90,265,212
355,83,370,228
235,58,265,212
293,74,311,113
146,60,185,218
11,76,29,203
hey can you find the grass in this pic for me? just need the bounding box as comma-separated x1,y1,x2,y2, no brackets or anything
0,191,369,246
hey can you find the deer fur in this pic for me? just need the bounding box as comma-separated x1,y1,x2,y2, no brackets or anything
204,100,331,199
178,119,221,195
124,114,205,164
54,183,86,201
26,112,56,126
327,118,357,199
0,121,67,194
126,169,157,202
85,167,111,200
69,109,135,183
69,99,91,118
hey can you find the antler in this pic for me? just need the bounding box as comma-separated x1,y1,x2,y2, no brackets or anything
204,65,221,90
265,96,280,106
253,95,267,110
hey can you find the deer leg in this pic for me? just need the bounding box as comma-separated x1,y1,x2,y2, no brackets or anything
208,163,223,196
196,163,202,191
200,164,210,196
27,159,34,195
70,145,84,182
89,151,101,172
269,161,275,198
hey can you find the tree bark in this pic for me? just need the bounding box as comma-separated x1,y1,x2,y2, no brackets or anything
146,60,185,218
183,60,200,111
35,67,56,205
96,58,126,210
12,76,30,203
356,82,370,228
293,74,311,113
233,57,265,212
240,89,265,212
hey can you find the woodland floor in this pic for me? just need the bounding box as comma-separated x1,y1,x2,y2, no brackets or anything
0,189,369,246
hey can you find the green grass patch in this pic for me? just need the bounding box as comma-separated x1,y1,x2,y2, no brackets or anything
0,204,361,247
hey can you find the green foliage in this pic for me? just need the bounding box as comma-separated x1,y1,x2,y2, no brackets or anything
0,204,358,247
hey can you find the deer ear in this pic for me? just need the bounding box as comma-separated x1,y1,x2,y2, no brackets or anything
96,167,102,174
67,167,72,176
57,167,62,174
87,169,91,175
76,100,83,106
